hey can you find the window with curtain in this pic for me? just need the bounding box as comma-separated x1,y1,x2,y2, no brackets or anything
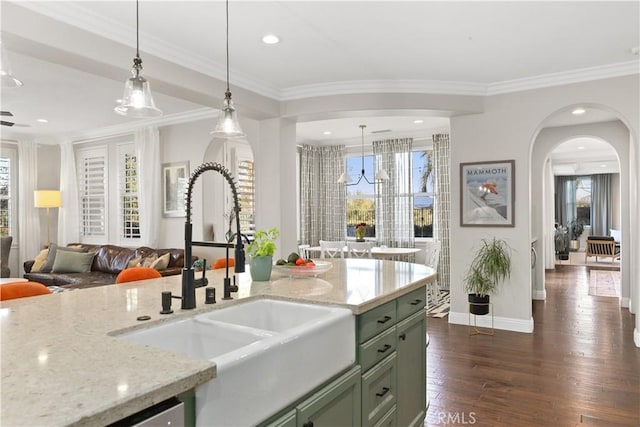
343,149,432,240
555,175,591,227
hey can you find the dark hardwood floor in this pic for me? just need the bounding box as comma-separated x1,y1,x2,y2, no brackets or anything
426,265,639,426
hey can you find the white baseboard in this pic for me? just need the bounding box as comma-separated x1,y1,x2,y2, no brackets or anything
448,311,534,333
635,328,640,348
533,289,546,300
620,297,630,309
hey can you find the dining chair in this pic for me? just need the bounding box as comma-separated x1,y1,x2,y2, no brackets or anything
0,281,51,301
424,241,441,309
319,240,345,259
116,266,162,284
298,244,310,260
347,241,374,258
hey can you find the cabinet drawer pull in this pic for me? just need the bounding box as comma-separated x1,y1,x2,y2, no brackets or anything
303,422,314,427
377,344,392,353
409,299,422,305
377,315,392,324
399,333,406,341
376,387,390,397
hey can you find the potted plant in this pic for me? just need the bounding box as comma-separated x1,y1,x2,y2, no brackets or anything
568,218,584,251
247,227,279,281
554,226,570,260
464,237,512,315
355,222,367,242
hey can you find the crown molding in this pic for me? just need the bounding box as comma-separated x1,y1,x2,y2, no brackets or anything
487,61,640,95
280,80,488,100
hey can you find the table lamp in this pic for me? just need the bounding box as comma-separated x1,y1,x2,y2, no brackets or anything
34,190,62,245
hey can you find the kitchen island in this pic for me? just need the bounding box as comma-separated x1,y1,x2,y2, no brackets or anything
0,258,435,426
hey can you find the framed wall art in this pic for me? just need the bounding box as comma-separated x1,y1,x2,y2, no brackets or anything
460,160,515,227
162,161,189,218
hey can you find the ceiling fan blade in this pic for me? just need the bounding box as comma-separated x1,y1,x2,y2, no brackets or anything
0,111,13,117
1,120,15,127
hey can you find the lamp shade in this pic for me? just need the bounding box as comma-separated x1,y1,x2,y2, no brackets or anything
114,73,162,118
375,169,390,181
34,190,62,208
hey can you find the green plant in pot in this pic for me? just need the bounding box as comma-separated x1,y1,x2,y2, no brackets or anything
247,227,279,281
464,237,512,315
568,218,584,251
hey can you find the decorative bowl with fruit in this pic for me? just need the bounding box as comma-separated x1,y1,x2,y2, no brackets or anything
273,252,333,278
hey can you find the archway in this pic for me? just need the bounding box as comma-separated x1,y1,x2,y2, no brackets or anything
530,105,632,310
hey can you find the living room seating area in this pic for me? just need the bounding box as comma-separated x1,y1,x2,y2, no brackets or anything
23,243,191,289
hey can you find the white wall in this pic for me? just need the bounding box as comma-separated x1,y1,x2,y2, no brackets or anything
448,75,638,333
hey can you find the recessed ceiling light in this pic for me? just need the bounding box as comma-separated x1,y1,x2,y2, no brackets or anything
323,131,332,135
572,108,586,115
578,146,585,150
601,164,607,168
262,34,280,45
413,119,424,124
115,99,123,104
631,46,640,55
36,118,48,123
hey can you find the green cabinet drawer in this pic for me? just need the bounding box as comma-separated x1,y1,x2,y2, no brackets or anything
358,326,396,373
361,353,396,427
357,301,397,344
396,287,426,321
373,405,396,427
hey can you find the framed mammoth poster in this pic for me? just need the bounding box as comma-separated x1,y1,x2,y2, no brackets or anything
460,160,515,227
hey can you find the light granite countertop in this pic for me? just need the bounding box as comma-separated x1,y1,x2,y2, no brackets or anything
0,258,434,426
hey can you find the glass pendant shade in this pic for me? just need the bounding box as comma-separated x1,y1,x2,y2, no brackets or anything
114,67,162,118
211,93,244,137
1,43,23,88
337,172,351,184
375,169,390,181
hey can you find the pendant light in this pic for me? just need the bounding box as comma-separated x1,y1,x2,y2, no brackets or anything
114,0,162,118
0,41,23,88
338,125,390,185
211,0,244,137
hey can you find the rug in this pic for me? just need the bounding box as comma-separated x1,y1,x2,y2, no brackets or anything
428,290,450,318
588,270,621,297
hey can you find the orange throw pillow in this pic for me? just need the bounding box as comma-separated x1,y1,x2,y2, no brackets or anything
213,258,235,269
116,266,162,284
0,282,51,301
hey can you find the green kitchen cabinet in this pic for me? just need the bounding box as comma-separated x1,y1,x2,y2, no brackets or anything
395,309,427,427
296,365,362,427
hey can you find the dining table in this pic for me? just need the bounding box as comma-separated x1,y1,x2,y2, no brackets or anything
304,244,422,262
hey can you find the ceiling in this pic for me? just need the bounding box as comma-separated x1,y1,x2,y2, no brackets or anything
1,1,638,149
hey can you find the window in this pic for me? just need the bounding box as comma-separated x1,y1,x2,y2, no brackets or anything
76,140,142,244
345,154,376,238
118,145,140,239
237,160,255,238
412,149,434,238
78,146,107,240
344,148,435,239
575,176,591,225
0,147,16,237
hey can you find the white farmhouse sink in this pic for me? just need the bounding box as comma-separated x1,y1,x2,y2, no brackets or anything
119,298,355,427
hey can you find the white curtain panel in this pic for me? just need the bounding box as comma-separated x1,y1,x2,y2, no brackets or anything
17,141,40,273
58,141,80,246
373,138,414,253
433,133,451,290
136,127,161,248
543,159,556,268
300,145,346,245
